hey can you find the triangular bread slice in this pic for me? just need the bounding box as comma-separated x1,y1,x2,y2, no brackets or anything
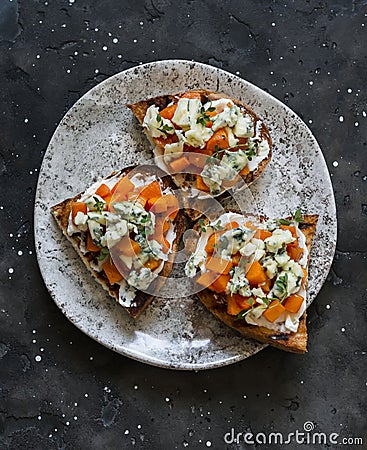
188,212,318,353
51,165,186,318
127,90,272,221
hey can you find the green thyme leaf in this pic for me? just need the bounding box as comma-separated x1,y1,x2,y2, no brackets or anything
292,208,304,223
277,218,291,226
198,218,206,232
93,196,105,214
97,247,109,261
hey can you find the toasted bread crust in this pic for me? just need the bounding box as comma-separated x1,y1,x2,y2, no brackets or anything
51,166,187,319
127,90,272,221
193,213,318,353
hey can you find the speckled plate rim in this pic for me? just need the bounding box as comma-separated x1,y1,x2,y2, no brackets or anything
35,59,337,370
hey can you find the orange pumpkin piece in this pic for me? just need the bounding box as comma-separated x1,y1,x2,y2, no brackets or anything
169,156,191,173
102,259,123,285
280,225,298,246
71,202,87,223
284,294,304,313
115,236,141,257
254,229,272,240
154,218,170,235
223,221,239,231
160,103,177,120
196,175,210,192
87,233,100,252
244,221,256,230
139,180,162,200
233,294,253,310
227,295,244,316
262,300,285,323
166,194,179,220
111,176,135,197
302,268,308,284
128,192,147,208
95,183,111,199
209,274,230,293
246,261,268,286
232,253,242,266
240,165,250,176
259,278,271,294
206,256,232,275
287,246,304,262
181,92,202,99
187,152,207,169
205,233,218,254
206,129,229,153
153,133,178,147
144,258,161,271
196,271,217,288
148,196,167,214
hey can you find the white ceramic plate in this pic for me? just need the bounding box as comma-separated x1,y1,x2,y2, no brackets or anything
34,60,337,370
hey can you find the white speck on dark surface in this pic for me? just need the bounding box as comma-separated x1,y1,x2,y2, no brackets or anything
35,355,42,362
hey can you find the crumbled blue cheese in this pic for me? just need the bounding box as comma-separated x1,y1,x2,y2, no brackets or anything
185,250,206,277
84,195,105,211
201,163,231,195
262,256,278,279
225,127,239,148
218,227,255,259
251,287,266,299
183,124,213,148
264,229,294,253
101,220,128,247
274,252,291,267
74,211,88,231
146,239,168,261
172,98,201,130
233,114,254,138
118,279,137,307
119,254,133,269
220,149,248,174
143,105,175,139
87,220,103,246
164,140,184,158
251,238,266,261
113,202,155,237
127,268,158,291
272,260,303,299
226,266,252,296
211,103,240,131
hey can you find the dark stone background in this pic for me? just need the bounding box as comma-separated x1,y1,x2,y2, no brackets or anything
1,1,366,449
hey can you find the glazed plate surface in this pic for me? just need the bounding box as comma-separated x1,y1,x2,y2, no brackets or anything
34,60,337,370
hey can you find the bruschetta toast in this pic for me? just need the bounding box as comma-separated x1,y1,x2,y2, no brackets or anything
51,166,186,318
185,211,318,353
127,90,272,220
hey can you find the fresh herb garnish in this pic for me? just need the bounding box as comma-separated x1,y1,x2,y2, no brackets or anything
276,208,304,226
93,196,105,214
196,106,216,127
97,247,109,261
156,113,174,135
211,219,224,231
275,273,288,300
292,208,304,223
245,147,256,161
198,218,206,232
